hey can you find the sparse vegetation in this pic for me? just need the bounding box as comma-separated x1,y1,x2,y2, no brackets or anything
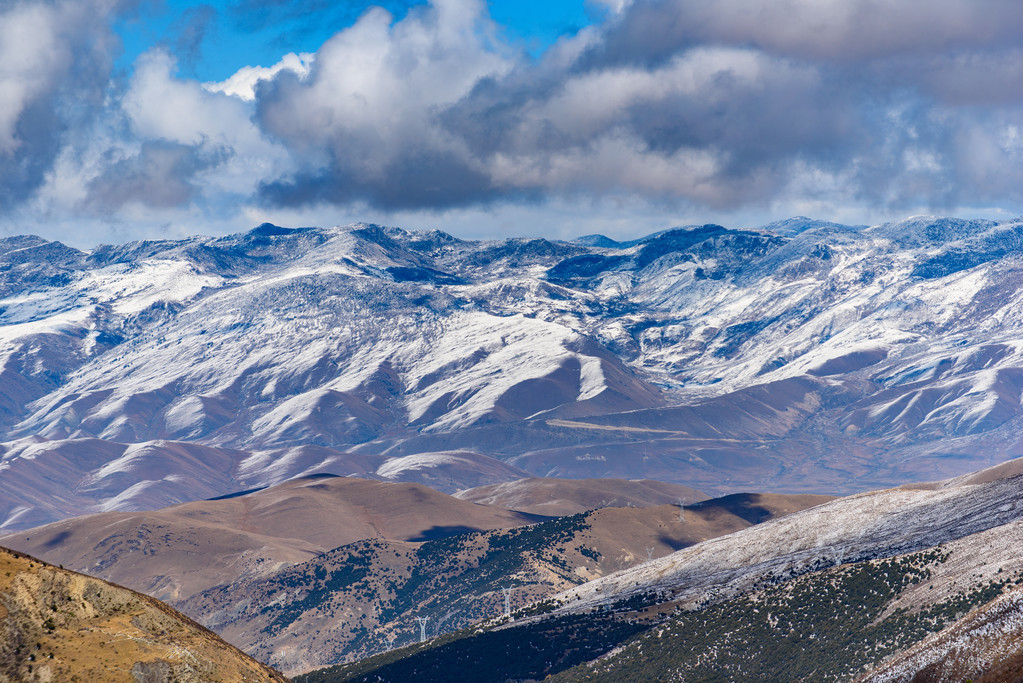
294,546,1023,683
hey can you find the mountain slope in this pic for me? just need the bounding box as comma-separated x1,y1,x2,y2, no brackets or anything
303,459,1023,682
859,582,1023,682
176,491,827,674
0,545,285,682
0,437,531,530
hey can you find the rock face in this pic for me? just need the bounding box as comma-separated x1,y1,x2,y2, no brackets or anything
9,217,1023,526
0,545,285,683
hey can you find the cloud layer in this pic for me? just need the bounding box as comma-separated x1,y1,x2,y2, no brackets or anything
5,0,1023,242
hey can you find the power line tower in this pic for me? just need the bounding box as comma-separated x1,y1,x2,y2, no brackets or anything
385,634,396,650
646,547,654,561
415,616,429,643
502,586,513,618
678,497,686,522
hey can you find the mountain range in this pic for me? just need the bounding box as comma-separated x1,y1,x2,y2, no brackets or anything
6,216,1023,530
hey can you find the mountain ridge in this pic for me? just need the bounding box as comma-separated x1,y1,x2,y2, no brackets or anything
6,216,1023,527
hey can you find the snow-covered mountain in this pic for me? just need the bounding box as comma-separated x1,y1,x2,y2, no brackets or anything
5,216,1023,527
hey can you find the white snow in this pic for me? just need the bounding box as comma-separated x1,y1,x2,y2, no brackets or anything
8,219,1023,525
376,452,474,478
549,474,1023,616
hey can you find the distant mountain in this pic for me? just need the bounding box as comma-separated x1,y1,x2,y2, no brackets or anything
8,216,1023,525
304,459,1023,682
0,545,285,682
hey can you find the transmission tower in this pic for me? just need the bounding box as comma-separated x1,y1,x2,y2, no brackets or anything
646,547,654,561
502,586,513,618
678,497,686,522
415,616,429,643
385,634,396,650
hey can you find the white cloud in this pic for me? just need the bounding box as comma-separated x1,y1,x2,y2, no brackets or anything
203,52,315,102
0,2,67,155
8,0,1023,245
257,0,511,166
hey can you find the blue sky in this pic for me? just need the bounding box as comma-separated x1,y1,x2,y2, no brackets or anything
115,1,602,81
4,0,1023,247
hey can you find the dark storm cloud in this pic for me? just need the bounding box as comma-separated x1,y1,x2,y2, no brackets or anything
0,91,64,212
584,0,1023,68
260,146,501,210
0,0,124,210
85,141,232,211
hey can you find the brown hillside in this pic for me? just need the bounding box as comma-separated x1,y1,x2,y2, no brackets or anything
179,491,831,674
453,477,709,515
0,545,285,682
0,475,544,602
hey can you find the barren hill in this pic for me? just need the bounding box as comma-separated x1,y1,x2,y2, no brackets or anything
0,546,285,682
453,477,709,515
0,475,544,601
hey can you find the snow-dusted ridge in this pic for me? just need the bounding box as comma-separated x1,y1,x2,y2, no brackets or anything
549,469,1023,617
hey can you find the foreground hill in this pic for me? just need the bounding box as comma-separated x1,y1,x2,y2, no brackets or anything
2,465,825,675
0,546,285,682
10,217,1023,525
304,460,1023,682
178,491,828,674
0,475,544,601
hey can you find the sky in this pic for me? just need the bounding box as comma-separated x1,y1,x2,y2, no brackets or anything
5,0,1023,247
